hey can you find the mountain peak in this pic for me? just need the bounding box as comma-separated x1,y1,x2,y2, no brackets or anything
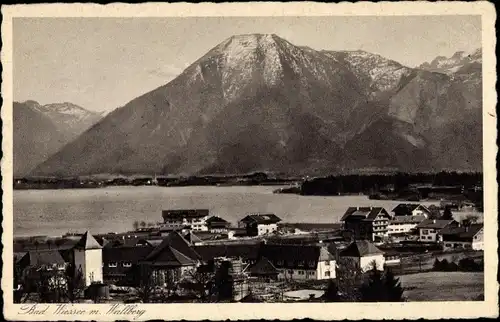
418,48,482,75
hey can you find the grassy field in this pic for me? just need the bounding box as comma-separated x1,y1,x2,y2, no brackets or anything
399,272,484,301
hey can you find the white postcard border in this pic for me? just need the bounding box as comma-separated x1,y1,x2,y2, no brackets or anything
1,2,498,320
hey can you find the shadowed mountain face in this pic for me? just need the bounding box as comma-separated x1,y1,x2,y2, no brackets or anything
30,34,482,177
13,101,103,176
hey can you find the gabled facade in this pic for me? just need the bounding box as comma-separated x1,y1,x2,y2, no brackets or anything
162,209,210,231
341,207,392,242
392,204,430,218
239,214,282,236
338,240,385,272
206,216,231,233
140,231,201,286
259,244,336,280
415,219,459,243
439,224,484,251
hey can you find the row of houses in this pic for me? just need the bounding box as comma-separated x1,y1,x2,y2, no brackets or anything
16,228,391,295
159,203,434,238
160,209,282,237
339,204,484,251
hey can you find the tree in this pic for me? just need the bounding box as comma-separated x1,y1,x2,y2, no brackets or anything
133,221,140,231
323,279,341,302
36,269,67,303
140,221,147,229
383,270,405,301
427,205,442,220
136,264,155,303
64,263,84,302
335,258,364,301
441,206,454,220
13,264,27,303
185,265,216,302
360,265,405,302
360,265,385,302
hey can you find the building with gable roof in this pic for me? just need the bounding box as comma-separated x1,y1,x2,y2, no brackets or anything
438,223,484,251
140,231,201,286
392,203,431,217
244,257,279,281
206,216,231,233
388,215,427,235
259,244,336,280
341,207,392,241
239,213,282,236
162,209,210,231
415,219,459,243
338,240,385,272
73,231,103,286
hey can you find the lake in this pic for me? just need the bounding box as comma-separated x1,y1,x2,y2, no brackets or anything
13,185,473,238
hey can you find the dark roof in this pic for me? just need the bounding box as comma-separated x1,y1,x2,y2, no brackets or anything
392,203,429,214
206,216,229,224
73,231,103,250
103,245,154,263
240,214,282,224
339,240,384,257
439,224,483,241
162,209,209,219
183,231,204,244
19,250,66,267
341,207,390,222
245,257,278,276
145,246,198,267
416,219,457,229
390,215,427,224
145,231,201,265
194,243,261,262
260,244,327,262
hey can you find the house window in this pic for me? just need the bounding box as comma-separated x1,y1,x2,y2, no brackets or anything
123,262,132,268
324,261,330,266
288,270,293,275
298,270,305,275
445,243,452,247
422,230,428,235
298,261,305,267
277,260,284,266
325,271,330,277
108,262,118,268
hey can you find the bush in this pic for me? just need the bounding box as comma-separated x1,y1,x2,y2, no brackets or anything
458,257,483,272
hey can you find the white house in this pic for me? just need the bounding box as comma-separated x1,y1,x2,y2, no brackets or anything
73,231,103,287
239,214,282,236
392,204,431,218
388,215,427,235
439,224,484,251
415,219,458,243
338,240,385,272
162,209,210,231
260,244,336,280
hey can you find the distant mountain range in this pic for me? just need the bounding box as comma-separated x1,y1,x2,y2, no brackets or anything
14,101,103,176
24,34,482,177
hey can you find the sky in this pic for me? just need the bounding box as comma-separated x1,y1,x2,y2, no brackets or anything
13,16,481,112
